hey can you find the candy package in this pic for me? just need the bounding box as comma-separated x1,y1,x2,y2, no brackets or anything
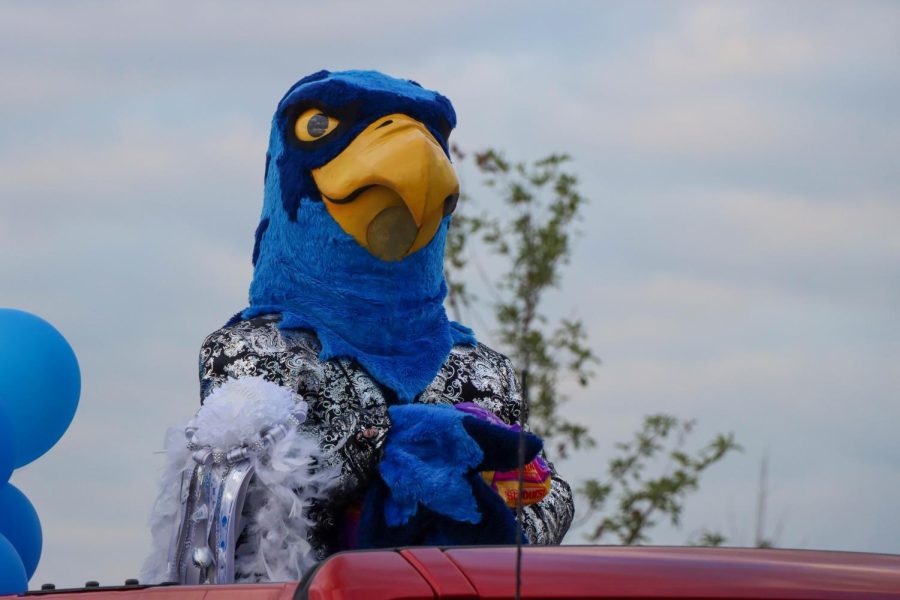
454,402,552,508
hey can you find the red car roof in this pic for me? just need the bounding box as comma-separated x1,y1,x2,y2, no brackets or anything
302,546,900,600
10,546,900,600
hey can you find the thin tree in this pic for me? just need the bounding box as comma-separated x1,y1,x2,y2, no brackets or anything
446,146,741,544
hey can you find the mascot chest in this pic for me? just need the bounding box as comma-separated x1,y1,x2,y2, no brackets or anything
199,314,521,453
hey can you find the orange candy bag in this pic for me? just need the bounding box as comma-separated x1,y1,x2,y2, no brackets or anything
455,402,551,508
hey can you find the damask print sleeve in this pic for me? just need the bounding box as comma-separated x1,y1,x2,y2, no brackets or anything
502,357,576,545
198,318,389,507
198,321,287,402
197,318,392,558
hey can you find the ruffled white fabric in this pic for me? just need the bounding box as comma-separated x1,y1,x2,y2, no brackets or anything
141,376,338,583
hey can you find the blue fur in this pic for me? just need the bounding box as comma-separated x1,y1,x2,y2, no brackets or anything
449,321,476,346
251,218,269,267
379,404,483,526
246,70,473,401
357,404,544,548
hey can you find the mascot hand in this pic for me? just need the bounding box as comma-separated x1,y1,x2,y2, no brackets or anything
358,403,543,548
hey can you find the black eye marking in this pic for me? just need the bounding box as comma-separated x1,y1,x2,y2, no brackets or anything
443,193,459,217
307,113,330,138
376,119,393,130
283,99,361,149
434,117,452,143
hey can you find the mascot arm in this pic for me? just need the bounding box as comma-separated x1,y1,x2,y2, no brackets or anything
502,359,576,545
198,326,286,404
199,323,390,508
521,465,575,545
323,405,391,506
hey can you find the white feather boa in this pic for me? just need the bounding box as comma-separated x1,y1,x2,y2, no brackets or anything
141,376,339,583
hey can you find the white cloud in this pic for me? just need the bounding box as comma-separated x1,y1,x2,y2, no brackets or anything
645,3,823,82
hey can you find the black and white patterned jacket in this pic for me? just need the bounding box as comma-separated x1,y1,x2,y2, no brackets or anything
198,314,574,559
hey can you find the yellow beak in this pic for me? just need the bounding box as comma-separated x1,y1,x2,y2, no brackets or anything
311,114,459,261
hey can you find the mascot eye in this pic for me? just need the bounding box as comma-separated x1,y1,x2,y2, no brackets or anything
295,108,339,142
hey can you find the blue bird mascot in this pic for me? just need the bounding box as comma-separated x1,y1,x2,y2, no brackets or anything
144,70,573,585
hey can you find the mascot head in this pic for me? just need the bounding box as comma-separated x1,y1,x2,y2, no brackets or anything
257,69,459,262
245,70,474,402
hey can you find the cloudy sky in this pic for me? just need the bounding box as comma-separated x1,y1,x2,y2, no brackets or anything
1,0,898,588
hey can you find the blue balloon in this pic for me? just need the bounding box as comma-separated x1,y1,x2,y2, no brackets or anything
0,533,27,594
0,406,14,484
0,483,42,580
0,309,80,467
